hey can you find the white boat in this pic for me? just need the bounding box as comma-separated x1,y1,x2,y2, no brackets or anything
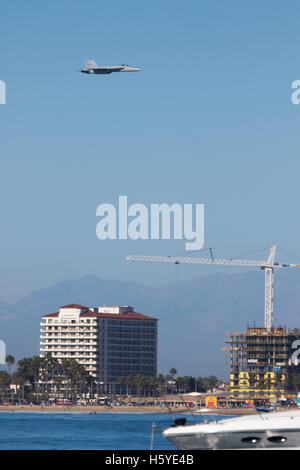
163,410,300,449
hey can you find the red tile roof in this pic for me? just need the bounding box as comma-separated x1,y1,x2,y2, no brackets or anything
80,310,99,317
42,312,59,317
42,309,157,321
59,304,89,309
82,311,157,321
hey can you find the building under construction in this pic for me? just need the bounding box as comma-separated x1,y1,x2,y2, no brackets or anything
127,245,300,399
224,327,300,398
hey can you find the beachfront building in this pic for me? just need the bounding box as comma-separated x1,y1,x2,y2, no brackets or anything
224,326,300,398
40,304,158,385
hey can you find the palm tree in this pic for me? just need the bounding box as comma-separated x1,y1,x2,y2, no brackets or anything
0,371,11,402
164,374,172,394
169,369,177,395
135,374,146,398
148,377,157,397
156,374,166,396
5,355,15,376
176,376,185,394
117,377,125,395
53,375,63,400
196,377,207,392
182,376,190,394
125,375,134,398
11,371,26,401
207,375,219,392
61,358,92,402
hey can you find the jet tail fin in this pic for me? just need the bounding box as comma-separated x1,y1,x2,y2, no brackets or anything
84,59,98,69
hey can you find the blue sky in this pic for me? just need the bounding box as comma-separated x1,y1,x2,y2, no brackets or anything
1,0,300,301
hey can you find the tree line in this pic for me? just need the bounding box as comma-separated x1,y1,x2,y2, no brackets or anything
0,355,220,403
0,353,94,402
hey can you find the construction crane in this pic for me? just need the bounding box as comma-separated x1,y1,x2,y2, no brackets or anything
126,245,300,331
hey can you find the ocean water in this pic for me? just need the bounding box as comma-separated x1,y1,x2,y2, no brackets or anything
0,412,194,450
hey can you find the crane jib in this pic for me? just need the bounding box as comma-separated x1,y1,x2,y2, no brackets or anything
126,246,300,330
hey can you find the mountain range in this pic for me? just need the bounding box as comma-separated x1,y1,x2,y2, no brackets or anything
1,270,300,377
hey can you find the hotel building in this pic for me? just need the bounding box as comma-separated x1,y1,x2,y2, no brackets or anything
40,304,158,384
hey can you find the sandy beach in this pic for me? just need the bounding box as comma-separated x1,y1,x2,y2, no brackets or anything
0,404,257,414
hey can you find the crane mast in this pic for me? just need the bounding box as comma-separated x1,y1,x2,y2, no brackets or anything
262,245,276,331
126,245,300,331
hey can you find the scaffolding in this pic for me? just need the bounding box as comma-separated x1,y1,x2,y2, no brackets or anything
224,327,300,398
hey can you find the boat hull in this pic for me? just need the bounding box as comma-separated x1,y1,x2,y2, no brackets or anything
163,411,300,450
164,428,300,450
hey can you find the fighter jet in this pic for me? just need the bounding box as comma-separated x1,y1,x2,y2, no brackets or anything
80,59,141,74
